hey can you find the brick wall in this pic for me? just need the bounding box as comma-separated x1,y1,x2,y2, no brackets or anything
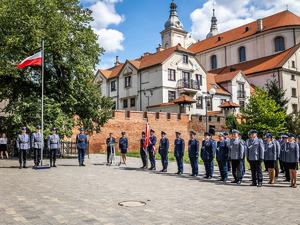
71,111,229,153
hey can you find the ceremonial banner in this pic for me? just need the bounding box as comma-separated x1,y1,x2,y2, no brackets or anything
17,51,42,68
143,122,150,152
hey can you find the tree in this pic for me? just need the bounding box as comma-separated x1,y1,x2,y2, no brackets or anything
238,86,287,137
0,0,114,137
265,72,289,110
285,112,300,135
225,114,239,132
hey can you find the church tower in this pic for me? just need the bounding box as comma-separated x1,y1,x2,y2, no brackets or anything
160,0,188,49
206,3,219,39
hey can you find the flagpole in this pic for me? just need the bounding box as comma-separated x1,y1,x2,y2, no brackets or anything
41,40,44,166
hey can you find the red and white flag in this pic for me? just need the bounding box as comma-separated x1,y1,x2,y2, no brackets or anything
17,51,42,68
143,122,150,152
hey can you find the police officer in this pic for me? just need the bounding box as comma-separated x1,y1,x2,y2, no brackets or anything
119,132,128,164
76,128,88,166
47,128,60,167
140,131,147,169
31,126,44,167
239,132,246,178
158,131,169,172
246,130,264,187
106,133,116,165
269,132,280,179
201,132,216,179
224,133,231,172
228,129,244,184
148,129,157,171
286,134,299,188
264,133,277,184
174,132,185,175
16,127,30,169
281,133,289,181
188,131,199,177
216,133,229,182
278,133,285,173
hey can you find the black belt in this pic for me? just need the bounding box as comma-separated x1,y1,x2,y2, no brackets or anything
51,142,58,144
79,141,85,143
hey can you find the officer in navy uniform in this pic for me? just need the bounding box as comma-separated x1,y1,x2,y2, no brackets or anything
158,131,169,172
264,133,277,184
277,133,285,173
224,133,231,172
286,134,299,187
76,128,88,166
174,132,185,175
246,130,265,187
140,132,147,169
201,132,216,179
280,133,289,181
148,129,157,170
188,131,199,177
47,128,60,167
269,132,280,179
16,127,30,169
31,126,44,167
216,133,230,182
106,133,116,165
239,132,246,178
228,129,244,184
119,132,128,164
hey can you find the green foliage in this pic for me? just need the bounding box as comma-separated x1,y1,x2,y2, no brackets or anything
0,0,114,138
239,86,287,138
285,112,300,135
225,114,239,132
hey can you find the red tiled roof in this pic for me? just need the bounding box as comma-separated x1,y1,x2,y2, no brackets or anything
214,70,242,83
218,101,240,108
208,111,223,115
210,45,299,76
147,102,176,108
206,73,231,95
98,63,124,79
173,95,197,104
190,10,300,53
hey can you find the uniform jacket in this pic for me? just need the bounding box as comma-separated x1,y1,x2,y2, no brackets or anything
174,138,185,157
76,133,88,149
159,137,169,155
148,135,157,152
31,132,44,149
47,134,60,149
285,141,299,163
0,138,7,145
241,139,247,159
216,140,229,161
280,142,287,162
201,138,216,160
264,141,277,161
16,133,30,150
228,138,244,160
245,137,264,161
140,138,145,151
273,139,280,158
119,137,128,150
106,137,116,151
188,138,199,158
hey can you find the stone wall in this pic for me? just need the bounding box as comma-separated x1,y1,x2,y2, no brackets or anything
71,111,229,153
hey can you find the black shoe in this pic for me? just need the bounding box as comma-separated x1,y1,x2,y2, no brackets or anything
23,163,27,169
82,163,85,166
79,163,82,166
280,171,284,173
50,162,53,167
148,167,153,170
189,174,194,176
163,169,167,172
237,181,242,184
175,172,180,175
152,167,156,171
19,164,22,169
257,183,262,187
37,163,39,166
208,176,212,179
231,180,238,183
250,183,257,186
142,166,147,169
53,164,57,167
219,178,224,181
178,172,183,175
160,169,164,172
203,176,209,179
223,179,227,182
193,174,198,177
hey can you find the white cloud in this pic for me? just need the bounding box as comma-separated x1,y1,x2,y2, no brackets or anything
93,28,125,53
190,0,300,41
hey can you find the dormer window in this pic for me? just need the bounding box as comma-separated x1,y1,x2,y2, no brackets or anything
183,55,188,64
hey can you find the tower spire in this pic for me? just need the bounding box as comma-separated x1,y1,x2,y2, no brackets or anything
206,2,219,39
164,0,183,30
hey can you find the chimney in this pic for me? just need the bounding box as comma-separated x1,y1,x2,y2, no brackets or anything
156,43,165,52
144,52,151,56
114,56,121,67
257,19,263,32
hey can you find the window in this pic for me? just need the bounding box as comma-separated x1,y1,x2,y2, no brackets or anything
168,69,175,81
125,76,131,87
195,74,202,86
220,99,226,104
182,72,190,88
292,61,296,68
292,88,297,97
291,75,296,81
123,99,128,108
111,81,116,92
168,91,176,102
238,83,245,98
275,37,285,52
207,97,212,111
196,97,203,109
239,47,246,62
112,101,116,110
130,98,135,107
211,84,219,89
183,55,188,64
239,101,245,111
292,104,298,112
211,55,217,70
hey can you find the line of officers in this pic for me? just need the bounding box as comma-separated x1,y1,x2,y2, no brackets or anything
15,126,88,169
137,129,299,188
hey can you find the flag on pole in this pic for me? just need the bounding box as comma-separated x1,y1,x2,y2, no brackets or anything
17,51,42,68
143,122,150,152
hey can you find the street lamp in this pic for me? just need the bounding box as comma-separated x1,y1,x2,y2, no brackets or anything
198,88,216,132
144,89,154,112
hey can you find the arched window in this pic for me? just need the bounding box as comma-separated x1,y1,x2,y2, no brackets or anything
211,55,217,70
239,47,246,62
275,37,285,52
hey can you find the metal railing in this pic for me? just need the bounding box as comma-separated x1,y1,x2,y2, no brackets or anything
60,141,89,158
177,79,201,90
237,90,246,98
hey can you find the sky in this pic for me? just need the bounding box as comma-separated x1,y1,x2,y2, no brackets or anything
80,0,300,70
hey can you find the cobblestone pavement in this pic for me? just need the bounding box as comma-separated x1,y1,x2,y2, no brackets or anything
0,154,300,225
